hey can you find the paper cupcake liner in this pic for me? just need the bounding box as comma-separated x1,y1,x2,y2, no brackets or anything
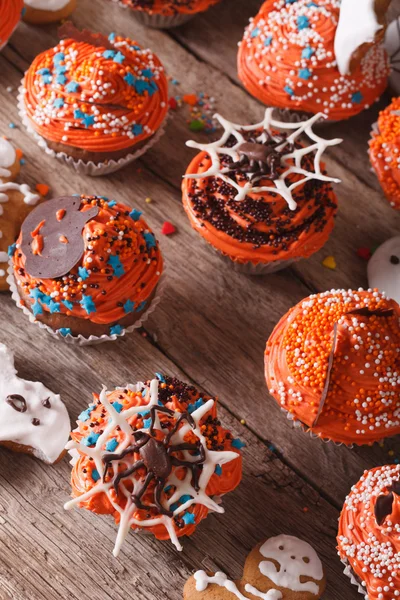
7,262,166,346
223,254,298,275
340,558,369,599
281,407,353,448
131,11,194,28
18,85,168,176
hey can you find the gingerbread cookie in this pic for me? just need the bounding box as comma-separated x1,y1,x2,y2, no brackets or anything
0,137,42,291
0,343,70,464
184,535,326,600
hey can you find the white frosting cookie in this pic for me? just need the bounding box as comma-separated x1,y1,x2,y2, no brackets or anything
368,237,400,304
0,343,70,463
24,0,71,10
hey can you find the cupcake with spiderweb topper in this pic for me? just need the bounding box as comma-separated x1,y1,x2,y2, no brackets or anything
8,194,164,344
111,0,222,29
182,109,342,274
19,23,169,176
64,374,243,556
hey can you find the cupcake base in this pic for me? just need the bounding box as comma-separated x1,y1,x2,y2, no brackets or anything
131,10,194,28
340,558,369,599
7,264,165,345
223,254,298,275
18,85,168,176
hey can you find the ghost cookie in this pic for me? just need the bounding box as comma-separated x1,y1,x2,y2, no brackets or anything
0,137,42,291
184,534,326,600
0,343,70,464
368,237,400,304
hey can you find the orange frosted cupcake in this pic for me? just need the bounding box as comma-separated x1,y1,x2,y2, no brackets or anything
22,0,77,25
113,0,221,29
9,194,164,343
337,464,400,599
182,109,341,274
238,0,389,121
0,0,23,50
369,98,400,210
19,24,169,175
265,289,400,445
65,374,243,555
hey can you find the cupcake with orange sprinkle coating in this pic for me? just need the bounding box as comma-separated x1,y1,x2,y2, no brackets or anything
18,24,169,175
113,0,221,29
8,194,164,343
0,0,23,50
265,289,400,445
369,98,400,210
64,374,243,556
337,464,400,599
238,0,390,122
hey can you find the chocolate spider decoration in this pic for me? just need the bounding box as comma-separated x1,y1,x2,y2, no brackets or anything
225,131,292,182
102,405,206,516
374,479,400,526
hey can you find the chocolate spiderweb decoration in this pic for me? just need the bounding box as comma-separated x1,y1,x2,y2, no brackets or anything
375,479,400,526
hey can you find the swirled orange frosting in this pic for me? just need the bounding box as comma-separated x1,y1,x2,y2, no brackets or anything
265,289,400,445
237,0,389,121
69,376,242,546
369,98,400,210
338,465,400,600
22,33,168,153
12,194,163,326
118,0,220,16
0,0,23,49
182,148,337,265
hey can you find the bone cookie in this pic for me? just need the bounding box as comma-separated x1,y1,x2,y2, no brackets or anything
0,137,42,291
0,343,70,464
368,237,400,304
184,535,326,600
23,0,77,25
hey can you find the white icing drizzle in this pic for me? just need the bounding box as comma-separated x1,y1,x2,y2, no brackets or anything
0,182,40,205
334,0,384,76
368,236,400,304
24,0,71,10
259,535,323,594
0,343,70,464
0,138,16,179
194,572,250,599
65,379,239,557
184,109,341,211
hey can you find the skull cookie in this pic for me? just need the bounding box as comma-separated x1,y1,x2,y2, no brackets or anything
368,237,400,305
184,534,326,600
0,343,70,464
0,137,43,291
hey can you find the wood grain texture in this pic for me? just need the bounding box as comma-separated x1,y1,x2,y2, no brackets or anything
0,0,398,598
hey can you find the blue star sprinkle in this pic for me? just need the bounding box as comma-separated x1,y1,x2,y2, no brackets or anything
8,243,16,257
53,52,65,65
129,208,142,221
264,36,273,46
351,91,363,104
284,85,294,96
48,299,60,314
124,72,136,87
182,512,196,525
78,405,95,422
53,98,65,108
251,27,260,38
92,469,100,482
58,328,72,337
136,301,146,313
29,288,44,301
108,254,125,278
143,232,156,250
132,124,143,136
112,402,123,413
143,418,152,429
82,433,100,446
232,438,246,449
155,373,166,383
123,299,135,313
297,15,310,30
298,68,311,80
110,324,124,336
106,438,119,452
62,299,74,311
113,51,125,63
215,465,222,476
103,50,116,59
107,200,117,208
66,81,80,93
302,46,314,59
78,266,89,280
188,398,204,414
80,294,96,314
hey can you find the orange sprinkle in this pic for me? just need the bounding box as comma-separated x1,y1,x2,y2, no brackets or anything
36,183,50,196
56,209,66,221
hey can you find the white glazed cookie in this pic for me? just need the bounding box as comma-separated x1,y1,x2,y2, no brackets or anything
184,534,326,600
385,16,400,95
23,0,76,24
0,343,70,463
0,137,41,291
368,236,400,304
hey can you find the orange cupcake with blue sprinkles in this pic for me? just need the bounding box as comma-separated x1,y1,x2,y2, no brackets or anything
19,23,169,175
113,0,222,29
0,0,23,50
65,374,243,555
182,109,341,274
265,289,400,445
369,97,400,210
9,194,164,342
238,0,390,121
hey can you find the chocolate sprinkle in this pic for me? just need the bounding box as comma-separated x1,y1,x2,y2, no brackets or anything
31,418,40,426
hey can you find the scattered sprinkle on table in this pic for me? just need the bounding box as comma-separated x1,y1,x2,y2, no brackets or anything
322,256,337,270
161,221,176,235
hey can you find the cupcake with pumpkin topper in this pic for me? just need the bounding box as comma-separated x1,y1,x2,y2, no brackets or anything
337,464,400,599
265,288,400,445
369,98,400,210
8,194,164,344
18,23,169,176
112,0,221,29
22,0,77,25
182,108,341,274
238,0,390,122
0,0,23,50
64,374,242,556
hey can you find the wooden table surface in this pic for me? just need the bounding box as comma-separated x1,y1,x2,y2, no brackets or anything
1,1,400,598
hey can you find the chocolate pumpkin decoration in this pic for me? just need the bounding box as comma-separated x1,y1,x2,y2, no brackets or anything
20,196,99,279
